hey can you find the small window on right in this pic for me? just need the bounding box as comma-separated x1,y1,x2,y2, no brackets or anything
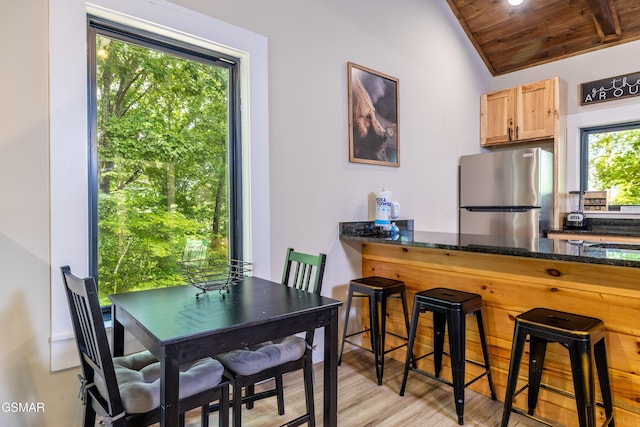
581,121,640,210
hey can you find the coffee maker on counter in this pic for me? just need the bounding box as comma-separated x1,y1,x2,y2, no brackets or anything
563,190,589,230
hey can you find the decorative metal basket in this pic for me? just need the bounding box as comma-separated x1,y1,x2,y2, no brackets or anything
177,257,252,297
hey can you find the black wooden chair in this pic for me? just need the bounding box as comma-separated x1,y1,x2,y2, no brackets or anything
61,265,230,427
214,248,327,427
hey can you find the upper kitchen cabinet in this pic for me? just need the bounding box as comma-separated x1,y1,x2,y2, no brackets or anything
480,77,559,147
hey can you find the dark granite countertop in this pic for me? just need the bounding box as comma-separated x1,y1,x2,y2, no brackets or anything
547,217,640,237
340,221,640,269
546,228,640,237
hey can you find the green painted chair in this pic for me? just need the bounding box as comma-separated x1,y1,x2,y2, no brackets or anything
214,248,327,427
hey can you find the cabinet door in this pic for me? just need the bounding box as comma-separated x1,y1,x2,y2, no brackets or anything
515,79,555,141
480,88,513,146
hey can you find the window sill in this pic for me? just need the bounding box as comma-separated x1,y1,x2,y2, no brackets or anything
585,211,640,219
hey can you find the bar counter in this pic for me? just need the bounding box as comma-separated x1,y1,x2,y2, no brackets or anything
340,221,640,426
340,221,640,269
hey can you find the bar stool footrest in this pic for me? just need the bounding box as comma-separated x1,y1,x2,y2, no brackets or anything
343,329,408,342
509,404,615,427
512,382,610,410
343,338,408,356
411,351,491,374
509,406,560,427
407,366,490,390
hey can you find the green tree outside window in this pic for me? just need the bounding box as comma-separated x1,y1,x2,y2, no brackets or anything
585,126,640,206
94,35,231,305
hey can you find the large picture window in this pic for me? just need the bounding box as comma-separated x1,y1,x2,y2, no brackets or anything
88,17,243,305
580,121,640,210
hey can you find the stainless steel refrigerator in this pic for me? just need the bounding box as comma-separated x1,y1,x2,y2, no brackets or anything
459,147,553,250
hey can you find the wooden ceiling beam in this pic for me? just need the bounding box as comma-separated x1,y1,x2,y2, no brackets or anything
583,0,622,41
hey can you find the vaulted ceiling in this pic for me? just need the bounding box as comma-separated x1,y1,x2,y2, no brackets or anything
445,0,640,75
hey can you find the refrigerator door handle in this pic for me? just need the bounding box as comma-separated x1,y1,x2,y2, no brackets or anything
463,207,538,213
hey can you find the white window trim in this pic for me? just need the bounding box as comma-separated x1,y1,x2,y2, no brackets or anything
49,0,270,371
566,103,640,219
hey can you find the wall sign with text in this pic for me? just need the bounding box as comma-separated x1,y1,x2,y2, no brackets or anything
580,71,640,105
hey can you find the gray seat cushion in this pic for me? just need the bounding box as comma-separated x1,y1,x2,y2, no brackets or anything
216,335,306,376
94,350,224,414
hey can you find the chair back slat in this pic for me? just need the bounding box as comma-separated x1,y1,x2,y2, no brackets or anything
73,292,100,367
281,248,326,295
292,262,311,292
61,266,125,417
281,248,327,347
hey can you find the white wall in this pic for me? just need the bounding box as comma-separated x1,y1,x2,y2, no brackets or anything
170,0,494,368
0,1,80,426
10,0,640,425
172,0,493,312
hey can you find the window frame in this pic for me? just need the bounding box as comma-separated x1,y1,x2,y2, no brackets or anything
50,0,270,372
580,120,640,204
87,16,245,292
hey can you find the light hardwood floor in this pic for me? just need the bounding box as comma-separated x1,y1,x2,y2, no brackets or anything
185,350,544,427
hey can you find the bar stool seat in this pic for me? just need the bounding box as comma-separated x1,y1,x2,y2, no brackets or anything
400,287,496,426
501,308,615,427
338,276,410,385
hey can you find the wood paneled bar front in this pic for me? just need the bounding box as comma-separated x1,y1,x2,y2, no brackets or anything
340,223,640,427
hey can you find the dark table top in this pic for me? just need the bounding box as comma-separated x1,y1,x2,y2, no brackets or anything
340,221,640,269
109,277,342,346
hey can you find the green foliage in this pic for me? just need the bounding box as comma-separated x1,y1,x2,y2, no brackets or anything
95,36,230,304
588,129,640,205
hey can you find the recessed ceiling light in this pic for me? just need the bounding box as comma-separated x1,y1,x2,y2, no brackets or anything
508,0,524,5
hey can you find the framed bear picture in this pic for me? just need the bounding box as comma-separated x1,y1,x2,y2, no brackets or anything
348,62,399,167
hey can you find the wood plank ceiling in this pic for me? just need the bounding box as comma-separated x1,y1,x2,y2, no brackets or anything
445,0,640,75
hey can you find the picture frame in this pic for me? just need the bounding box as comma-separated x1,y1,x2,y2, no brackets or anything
348,62,400,167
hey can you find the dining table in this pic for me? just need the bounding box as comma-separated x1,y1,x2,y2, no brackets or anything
109,276,342,427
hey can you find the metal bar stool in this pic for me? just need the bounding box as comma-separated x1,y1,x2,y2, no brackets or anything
338,276,410,385
501,308,615,427
400,287,496,426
